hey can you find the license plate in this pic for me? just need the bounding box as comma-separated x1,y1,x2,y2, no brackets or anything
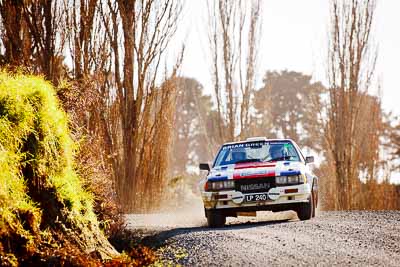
244,193,269,202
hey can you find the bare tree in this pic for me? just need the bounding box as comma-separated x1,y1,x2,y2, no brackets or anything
325,0,378,210
102,0,183,211
66,0,100,79
207,0,261,142
0,0,67,83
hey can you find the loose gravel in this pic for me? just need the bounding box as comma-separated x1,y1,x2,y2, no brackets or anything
126,210,400,266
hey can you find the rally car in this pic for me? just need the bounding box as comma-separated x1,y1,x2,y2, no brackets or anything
199,137,318,227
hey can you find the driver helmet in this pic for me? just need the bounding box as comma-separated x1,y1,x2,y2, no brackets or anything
269,144,284,159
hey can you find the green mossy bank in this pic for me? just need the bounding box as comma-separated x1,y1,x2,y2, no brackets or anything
0,72,118,265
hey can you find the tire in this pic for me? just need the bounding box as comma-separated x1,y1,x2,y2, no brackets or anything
312,189,318,218
296,191,314,221
311,191,316,218
206,210,226,228
312,179,318,218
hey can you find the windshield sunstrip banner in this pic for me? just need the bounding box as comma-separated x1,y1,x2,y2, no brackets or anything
222,141,292,150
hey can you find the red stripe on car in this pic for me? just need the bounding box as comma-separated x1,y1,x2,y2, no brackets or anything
234,162,276,170
233,170,275,179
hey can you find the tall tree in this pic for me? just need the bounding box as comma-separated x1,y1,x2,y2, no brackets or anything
102,0,183,211
207,0,261,142
326,0,378,210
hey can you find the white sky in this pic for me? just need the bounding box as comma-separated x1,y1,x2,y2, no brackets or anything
176,0,400,115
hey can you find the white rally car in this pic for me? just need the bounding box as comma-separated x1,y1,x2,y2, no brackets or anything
199,137,318,227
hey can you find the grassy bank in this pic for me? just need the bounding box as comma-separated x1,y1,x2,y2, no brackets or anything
0,72,120,265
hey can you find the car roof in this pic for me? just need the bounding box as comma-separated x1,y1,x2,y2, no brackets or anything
222,138,296,146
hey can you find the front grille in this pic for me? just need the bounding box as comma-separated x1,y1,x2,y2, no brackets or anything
235,177,276,194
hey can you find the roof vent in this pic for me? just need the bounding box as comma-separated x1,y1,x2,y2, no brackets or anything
246,136,267,142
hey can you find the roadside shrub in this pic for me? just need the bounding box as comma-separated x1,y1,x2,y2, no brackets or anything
56,78,124,238
0,71,117,265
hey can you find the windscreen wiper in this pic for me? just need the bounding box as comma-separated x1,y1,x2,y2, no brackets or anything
235,159,261,164
267,156,291,162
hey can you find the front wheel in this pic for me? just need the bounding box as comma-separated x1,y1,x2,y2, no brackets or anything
296,192,314,221
312,189,317,218
206,210,226,228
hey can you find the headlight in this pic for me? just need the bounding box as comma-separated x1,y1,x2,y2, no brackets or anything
275,176,288,185
223,180,235,188
209,180,235,191
276,175,305,186
287,175,299,184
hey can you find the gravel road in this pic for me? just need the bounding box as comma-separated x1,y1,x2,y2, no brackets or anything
125,209,400,266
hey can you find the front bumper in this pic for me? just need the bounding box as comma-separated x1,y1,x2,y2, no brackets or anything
201,183,311,211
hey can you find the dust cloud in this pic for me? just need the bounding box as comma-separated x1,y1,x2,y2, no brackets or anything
124,190,299,230
124,193,207,229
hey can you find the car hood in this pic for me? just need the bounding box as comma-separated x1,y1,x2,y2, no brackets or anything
207,161,305,181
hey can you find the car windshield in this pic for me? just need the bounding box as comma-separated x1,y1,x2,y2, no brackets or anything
213,141,301,167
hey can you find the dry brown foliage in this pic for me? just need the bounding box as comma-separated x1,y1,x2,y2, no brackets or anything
99,0,183,212
322,0,400,210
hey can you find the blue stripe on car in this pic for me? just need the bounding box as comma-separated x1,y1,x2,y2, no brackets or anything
208,176,228,181
280,170,301,176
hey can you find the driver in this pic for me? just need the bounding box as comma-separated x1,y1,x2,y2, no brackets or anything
269,145,285,160
231,149,246,163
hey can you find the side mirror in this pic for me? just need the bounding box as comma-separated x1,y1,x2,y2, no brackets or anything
199,163,210,171
305,156,314,164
